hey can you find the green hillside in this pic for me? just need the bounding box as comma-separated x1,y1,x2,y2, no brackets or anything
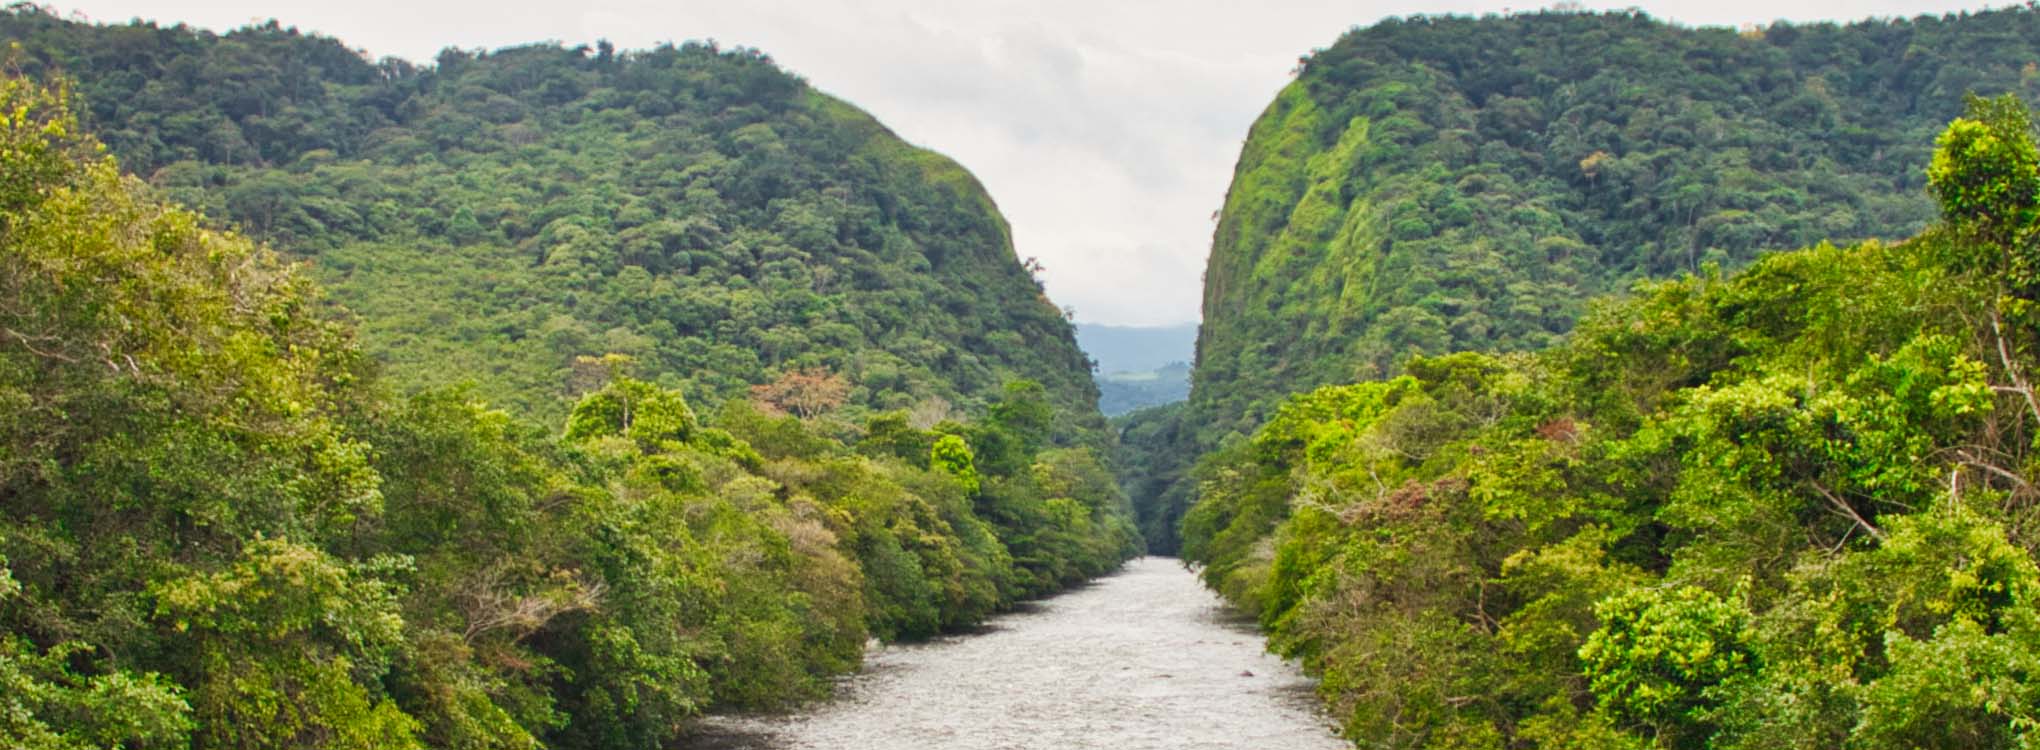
1128,7,2040,553
1197,7,2040,436
0,69,1138,750
0,7,1099,428
0,8,1145,748
1181,94,2040,748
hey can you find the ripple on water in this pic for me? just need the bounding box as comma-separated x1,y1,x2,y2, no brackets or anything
686,557,1349,750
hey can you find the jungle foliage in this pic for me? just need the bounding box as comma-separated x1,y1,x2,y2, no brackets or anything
0,71,1137,750
1127,7,2040,552
0,5,1100,428
1180,94,2040,749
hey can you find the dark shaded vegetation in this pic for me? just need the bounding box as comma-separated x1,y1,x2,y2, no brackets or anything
1113,401,1197,555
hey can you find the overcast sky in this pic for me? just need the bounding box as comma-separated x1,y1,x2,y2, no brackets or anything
50,0,2009,325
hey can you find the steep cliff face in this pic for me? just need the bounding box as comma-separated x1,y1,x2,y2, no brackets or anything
1190,7,2040,445
0,7,1101,426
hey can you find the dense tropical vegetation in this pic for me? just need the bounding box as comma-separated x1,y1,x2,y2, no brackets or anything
0,5,1100,427
0,40,1137,750
1179,93,2040,748
1126,6,2040,552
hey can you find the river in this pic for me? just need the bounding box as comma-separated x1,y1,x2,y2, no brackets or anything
688,556,1350,749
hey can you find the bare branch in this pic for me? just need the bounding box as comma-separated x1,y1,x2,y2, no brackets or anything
1991,306,2040,426
1955,449,2040,497
460,568,605,645
1809,481,1886,543
2,327,78,363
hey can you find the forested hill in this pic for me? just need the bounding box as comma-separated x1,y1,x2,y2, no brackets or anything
1183,93,2040,746
0,6,1100,426
1192,7,2040,445
0,72,1140,749
1117,6,2040,553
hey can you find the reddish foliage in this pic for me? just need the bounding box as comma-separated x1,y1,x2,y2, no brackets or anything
751,367,851,419
1536,417,1579,443
1341,477,1468,525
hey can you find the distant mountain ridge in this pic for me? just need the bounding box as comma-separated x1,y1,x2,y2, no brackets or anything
1076,322,1198,374
1098,361,1191,416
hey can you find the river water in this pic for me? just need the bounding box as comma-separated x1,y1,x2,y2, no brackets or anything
688,556,1350,750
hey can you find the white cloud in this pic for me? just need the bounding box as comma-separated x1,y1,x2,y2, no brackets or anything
48,0,2014,324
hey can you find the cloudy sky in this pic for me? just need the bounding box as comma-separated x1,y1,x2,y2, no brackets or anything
53,0,2007,325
